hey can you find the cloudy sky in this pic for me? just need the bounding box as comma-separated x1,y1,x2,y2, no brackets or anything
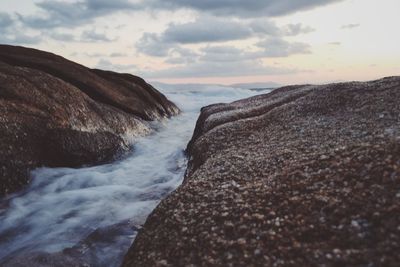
0,0,399,85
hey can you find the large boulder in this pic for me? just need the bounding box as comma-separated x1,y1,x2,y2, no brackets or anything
123,77,400,266
0,45,179,196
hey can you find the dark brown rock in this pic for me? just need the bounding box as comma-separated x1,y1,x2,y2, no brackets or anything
123,76,400,267
0,45,179,196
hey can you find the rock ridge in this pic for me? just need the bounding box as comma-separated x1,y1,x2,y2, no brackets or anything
123,76,400,267
0,45,179,196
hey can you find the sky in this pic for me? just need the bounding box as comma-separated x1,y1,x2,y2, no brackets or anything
0,0,399,85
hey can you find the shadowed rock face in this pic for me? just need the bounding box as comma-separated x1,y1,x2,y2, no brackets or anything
123,77,400,267
0,45,179,196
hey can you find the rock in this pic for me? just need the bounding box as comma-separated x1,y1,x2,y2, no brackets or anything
0,220,138,267
0,45,179,196
122,77,400,266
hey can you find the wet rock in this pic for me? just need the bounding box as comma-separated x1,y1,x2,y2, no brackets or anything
0,220,139,267
123,76,400,266
0,45,180,196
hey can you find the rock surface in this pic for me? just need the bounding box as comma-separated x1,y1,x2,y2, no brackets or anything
123,77,400,267
0,45,179,196
1,220,138,267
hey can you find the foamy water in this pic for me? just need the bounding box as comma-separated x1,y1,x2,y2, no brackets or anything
0,84,261,266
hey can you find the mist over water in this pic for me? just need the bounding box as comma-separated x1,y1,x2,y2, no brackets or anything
0,84,260,266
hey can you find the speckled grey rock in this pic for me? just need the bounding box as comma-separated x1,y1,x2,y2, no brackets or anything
123,76,400,267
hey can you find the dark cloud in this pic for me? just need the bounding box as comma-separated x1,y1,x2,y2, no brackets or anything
85,0,137,11
20,0,343,30
19,0,140,29
148,0,344,17
341,23,360,29
163,17,252,44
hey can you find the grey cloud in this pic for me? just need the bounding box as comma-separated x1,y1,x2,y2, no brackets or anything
0,12,13,27
136,33,174,57
284,23,315,36
46,30,115,43
48,32,77,42
140,35,311,79
19,0,140,29
137,16,254,57
20,0,342,30
0,12,41,45
85,0,137,11
149,0,344,17
328,42,341,45
250,21,314,36
249,19,281,35
12,34,42,44
81,30,116,42
165,47,199,64
257,37,311,57
163,17,252,44
0,33,41,45
341,23,360,29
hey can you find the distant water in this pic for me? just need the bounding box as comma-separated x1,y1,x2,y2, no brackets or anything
0,84,262,266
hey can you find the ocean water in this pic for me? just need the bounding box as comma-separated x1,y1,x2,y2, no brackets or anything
0,84,263,266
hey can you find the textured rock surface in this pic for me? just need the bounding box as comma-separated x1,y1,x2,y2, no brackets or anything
0,45,179,196
1,220,138,267
123,77,400,267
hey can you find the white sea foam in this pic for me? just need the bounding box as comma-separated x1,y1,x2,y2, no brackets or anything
0,84,260,266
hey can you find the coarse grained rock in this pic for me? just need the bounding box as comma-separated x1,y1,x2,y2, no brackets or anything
0,45,179,196
123,76,400,267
